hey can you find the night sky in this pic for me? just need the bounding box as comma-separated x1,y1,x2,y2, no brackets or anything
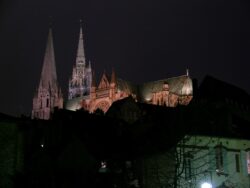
0,0,250,116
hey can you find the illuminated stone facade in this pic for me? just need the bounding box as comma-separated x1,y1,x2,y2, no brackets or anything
68,26,92,99
33,24,193,116
32,29,63,120
66,69,133,113
139,73,193,107
66,24,193,113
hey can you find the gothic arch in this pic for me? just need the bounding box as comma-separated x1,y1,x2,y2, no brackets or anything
94,100,111,113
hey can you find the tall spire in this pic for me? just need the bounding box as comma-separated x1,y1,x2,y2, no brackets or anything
32,27,63,120
186,68,189,77
68,21,92,99
39,28,58,89
76,20,86,66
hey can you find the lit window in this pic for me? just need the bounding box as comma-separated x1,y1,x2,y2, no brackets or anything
246,151,250,174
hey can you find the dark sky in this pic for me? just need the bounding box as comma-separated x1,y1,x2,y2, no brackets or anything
0,0,250,116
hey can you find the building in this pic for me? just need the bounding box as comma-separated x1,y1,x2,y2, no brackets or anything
32,22,193,118
178,135,250,188
174,76,250,188
65,23,193,113
113,75,250,188
32,28,63,120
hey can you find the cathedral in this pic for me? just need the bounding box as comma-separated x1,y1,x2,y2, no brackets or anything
32,23,193,120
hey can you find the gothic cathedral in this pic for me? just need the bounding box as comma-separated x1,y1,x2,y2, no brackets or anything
32,22,193,119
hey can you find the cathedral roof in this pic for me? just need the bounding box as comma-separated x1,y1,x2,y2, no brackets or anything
116,78,138,94
138,75,193,101
115,74,193,103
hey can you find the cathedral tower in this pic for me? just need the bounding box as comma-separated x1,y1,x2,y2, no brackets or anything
32,28,63,120
68,21,92,99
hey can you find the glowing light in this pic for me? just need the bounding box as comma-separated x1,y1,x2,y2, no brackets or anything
99,161,108,173
201,182,212,188
41,144,44,148
101,161,107,168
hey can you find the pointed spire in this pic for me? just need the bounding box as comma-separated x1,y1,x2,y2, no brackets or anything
98,70,110,89
186,68,189,77
76,20,86,66
32,27,63,120
39,28,58,89
111,68,116,84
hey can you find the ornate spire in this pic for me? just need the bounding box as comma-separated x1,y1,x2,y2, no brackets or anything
68,21,90,99
39,28,58,90
186,68,189,77
76,20,86,66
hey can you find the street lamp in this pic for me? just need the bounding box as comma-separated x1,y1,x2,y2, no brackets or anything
201,182,212,188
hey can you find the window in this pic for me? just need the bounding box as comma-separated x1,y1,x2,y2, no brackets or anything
46,98,49,107
215,145,223,172
235,154,240,172
246,151,250,174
